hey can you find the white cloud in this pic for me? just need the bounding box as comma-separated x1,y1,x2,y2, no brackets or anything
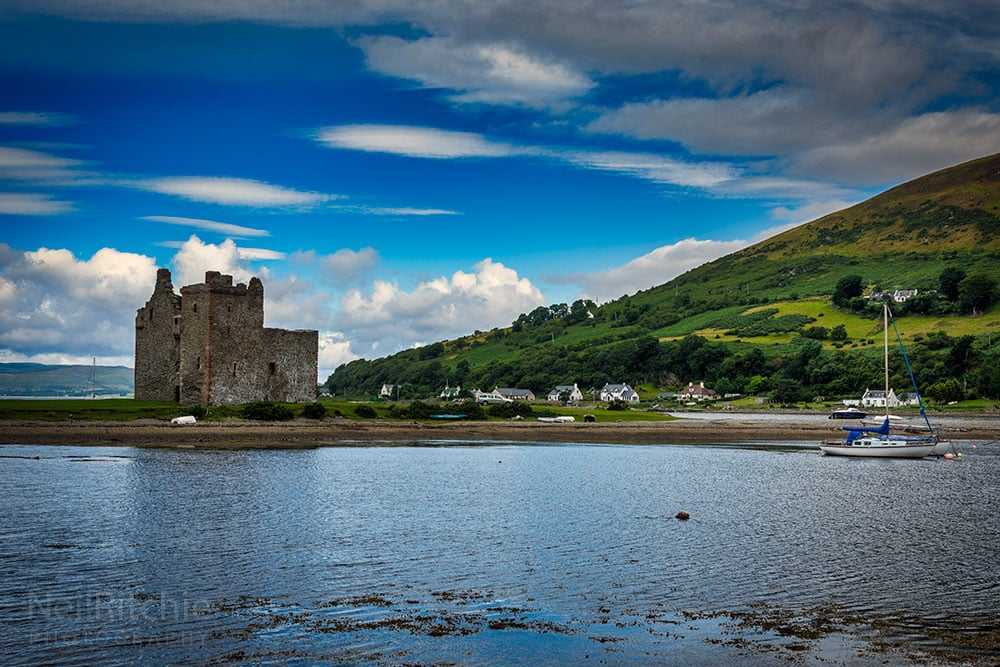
318,331,358,378
292,247,379,282
338,258,544,355
170,235,252,286
0,111,74,126
142,214,270,238
0,145,83,182
0,349,133,367
561,150,738,188
769,199,856,226
364,207,460,216
237,247,286,261
0,192,74,215
316,125,523,159
0,244,157,360
361,36,593,108
560,238,747,301
137,176,333,207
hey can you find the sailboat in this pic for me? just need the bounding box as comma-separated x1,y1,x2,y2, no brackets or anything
820,303,948,459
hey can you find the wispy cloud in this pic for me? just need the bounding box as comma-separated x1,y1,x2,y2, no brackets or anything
0,111,75,126
316,125,524,159
0,145,84,182
364,207,460,216
237,247,286,261
360,36,593,108
0,192,74,215
142,214,270,238
561,150,737,189
136,176,335,207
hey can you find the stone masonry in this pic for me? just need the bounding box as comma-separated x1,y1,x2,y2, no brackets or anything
135,269,318,405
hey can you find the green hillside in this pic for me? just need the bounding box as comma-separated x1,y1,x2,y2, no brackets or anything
0,363,133,397
327,154,1000,403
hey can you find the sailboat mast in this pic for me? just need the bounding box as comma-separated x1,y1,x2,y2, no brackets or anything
883,303,890,419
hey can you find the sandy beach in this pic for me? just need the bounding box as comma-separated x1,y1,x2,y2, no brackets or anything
3,412,999,448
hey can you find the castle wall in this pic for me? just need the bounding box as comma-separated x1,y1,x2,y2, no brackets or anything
134,269,181,401
262,328,318,403
146,270,316,406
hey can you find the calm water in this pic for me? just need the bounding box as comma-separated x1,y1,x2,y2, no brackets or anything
1,442,998,665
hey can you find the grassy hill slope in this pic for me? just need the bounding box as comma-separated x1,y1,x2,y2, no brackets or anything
327,154,1000,401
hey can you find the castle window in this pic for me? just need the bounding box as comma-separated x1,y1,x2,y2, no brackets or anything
227,304,232,313
197,355,201,370
232,362,237,377
193,303,198,313
268,362,276,375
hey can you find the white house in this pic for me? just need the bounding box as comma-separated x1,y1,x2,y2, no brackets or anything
600,383,640,403
868,289,919,303
896,392,921,407
439,385,462,399
548,383,584,403
679,381,718,401
473,389,511,404
861,388,899,408
496,387,535,402
379,384,397,399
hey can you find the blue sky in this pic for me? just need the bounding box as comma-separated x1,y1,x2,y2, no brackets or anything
1,2,998,375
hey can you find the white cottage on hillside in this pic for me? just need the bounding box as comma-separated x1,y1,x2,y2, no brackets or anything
599,383,640,403
679,381,718,401
473,389,511,404
548,383,584,403
379,384,397,399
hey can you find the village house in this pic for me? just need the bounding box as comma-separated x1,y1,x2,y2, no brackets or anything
599,383,640,403
379,383,397,399
868,289,919,303
496,387,535,402
679,381,718,401
547,383,583,403
439,385,462,399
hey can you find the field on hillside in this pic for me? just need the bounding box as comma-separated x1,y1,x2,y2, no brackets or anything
657,298,1000,348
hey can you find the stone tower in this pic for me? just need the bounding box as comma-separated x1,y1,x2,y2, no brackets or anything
135,269,318,406
134,268,182,401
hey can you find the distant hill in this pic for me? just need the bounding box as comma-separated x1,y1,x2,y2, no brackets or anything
327,154,1000,402
0,363,133,397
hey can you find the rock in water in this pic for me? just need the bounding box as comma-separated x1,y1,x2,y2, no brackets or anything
675,511,690,521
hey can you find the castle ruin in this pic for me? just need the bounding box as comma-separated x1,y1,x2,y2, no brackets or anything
135,268,318,405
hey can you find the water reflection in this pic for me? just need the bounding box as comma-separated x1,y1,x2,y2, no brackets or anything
1,442,997,665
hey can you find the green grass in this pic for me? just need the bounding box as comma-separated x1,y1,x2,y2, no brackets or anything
0,398,184,421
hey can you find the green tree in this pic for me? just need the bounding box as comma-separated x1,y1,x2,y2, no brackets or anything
833,275,863,307
926,379,964,403
830,324,848,341
938,267,966,302
958,274,997,314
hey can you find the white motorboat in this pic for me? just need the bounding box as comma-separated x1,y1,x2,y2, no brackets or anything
821,303,951,460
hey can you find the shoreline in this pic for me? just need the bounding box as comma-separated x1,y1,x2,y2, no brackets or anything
3,416,999,448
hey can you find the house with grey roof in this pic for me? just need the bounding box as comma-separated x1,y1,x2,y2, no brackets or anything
496,387,535,402
599,383,639,403
547,383,583,403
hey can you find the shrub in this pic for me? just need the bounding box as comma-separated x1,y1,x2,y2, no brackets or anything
183,404,208,420
830,324,848,341
355,404,377,419
302,402,327,419
242,401,294,421
607,400,629,411
926,379,964,403
487,401,534,419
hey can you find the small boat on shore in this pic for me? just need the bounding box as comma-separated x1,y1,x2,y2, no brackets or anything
538,416,575,423
820,303,952,460
829,407,867,419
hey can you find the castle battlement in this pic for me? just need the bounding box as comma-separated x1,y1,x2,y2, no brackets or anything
135,269,318,405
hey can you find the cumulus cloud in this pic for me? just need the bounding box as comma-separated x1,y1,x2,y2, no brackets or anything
170,235,253,286
142,214,270,238
0,243,157,361
318,332,357,377
360,36,593,108
136,176,334,207
291,247,379,282
0,111,75,126
0,192,74,215
316,125,523,159
338,258,544,355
